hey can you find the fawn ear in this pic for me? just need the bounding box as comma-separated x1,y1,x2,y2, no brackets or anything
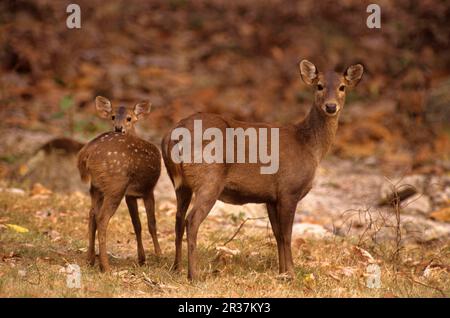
95,96,112,118
134,101,151,118
299,59,318,85
344,64,364,87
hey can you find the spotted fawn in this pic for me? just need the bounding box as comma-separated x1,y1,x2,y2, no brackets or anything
78,96,161,272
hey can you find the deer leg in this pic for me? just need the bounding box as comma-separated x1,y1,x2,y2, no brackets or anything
96,195,123,272
267,202,286,273
186,186,222,281
87,208,97,266
277,197,298,276
125,196,145,265
87,186,102,266
143,190,161,256
172,186,192,272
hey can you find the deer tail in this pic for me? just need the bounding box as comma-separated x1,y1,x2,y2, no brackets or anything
77,147,90,184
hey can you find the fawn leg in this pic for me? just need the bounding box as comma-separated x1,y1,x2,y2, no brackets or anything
172,186,192,271
186,186,222,281
96,195,122,272
143,191,161,256
277,196,298,276
87,186,103,266
267,202,286,273
125,196,145,265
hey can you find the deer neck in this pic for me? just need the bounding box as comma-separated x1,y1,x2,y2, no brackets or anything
295,103,340,162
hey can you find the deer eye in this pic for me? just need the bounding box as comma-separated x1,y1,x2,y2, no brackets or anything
127,117,132,122
317,84,324,91
339,85,346,91
111,115,115,120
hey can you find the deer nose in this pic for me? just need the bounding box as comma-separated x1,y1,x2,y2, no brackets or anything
325,103,337,114
115,126,123,133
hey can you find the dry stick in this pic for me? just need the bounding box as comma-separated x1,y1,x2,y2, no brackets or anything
390,183,404,267
223,217,267,246
400,273,447,297
337,176,426,270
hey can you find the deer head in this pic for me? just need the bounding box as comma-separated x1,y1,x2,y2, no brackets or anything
299,60,364,116
95,96,151,134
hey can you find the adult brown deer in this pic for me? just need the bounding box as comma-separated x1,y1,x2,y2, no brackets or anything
162,60,364,280
78,96,161,272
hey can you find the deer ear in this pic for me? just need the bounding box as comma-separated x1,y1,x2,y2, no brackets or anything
299,59,318,85
344,64,364,87
134,101,151,118
95,96,112,118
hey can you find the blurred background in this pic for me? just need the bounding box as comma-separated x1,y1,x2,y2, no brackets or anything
0,0,449,188
0,2,450,296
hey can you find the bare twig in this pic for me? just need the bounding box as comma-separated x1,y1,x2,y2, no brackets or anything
223,217,267,246
398,272,447,297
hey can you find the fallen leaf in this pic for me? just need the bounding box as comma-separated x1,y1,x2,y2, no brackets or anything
303,273,315,283
215,246,241,256
430,207,450,222
30,183,52,197
215,246,241,264
339,266,357,277
0,188,25,196
422,262,449,277
353,246,377,264
107,252,120,259
275,273,293,281
327,271,341,281
35,210,52,219
6,224,29,233
113,270,128,277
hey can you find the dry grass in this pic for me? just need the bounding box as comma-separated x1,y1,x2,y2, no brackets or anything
0,190,449,298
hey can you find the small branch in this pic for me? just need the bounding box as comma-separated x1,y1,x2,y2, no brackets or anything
223,217,267,246
408,276,446,297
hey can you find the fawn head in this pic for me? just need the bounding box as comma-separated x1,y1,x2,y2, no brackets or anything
95,96,151,134
299,60,364,116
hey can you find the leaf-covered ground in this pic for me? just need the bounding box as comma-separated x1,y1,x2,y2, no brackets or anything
1,160,449,297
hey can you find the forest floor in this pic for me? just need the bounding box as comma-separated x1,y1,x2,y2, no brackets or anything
1,154,449,297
